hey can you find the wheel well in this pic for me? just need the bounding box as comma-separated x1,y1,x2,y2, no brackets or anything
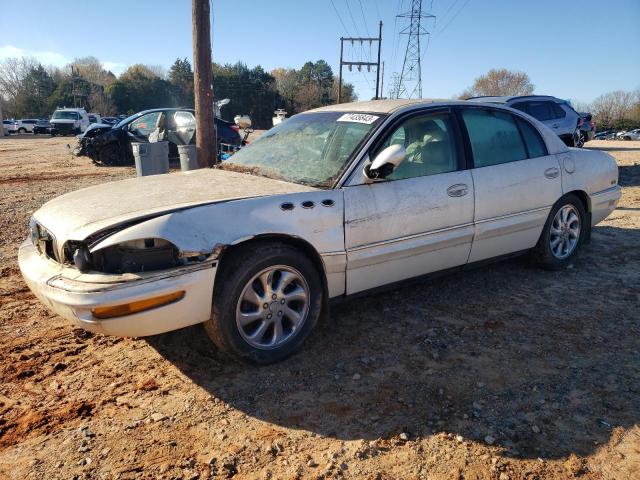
565,190,590,213
564,190,592,243
217,234,329,300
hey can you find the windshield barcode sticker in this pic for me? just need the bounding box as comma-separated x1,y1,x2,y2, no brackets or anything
337,113,379,124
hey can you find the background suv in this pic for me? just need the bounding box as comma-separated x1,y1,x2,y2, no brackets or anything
18,119,38,133
468,95,583,147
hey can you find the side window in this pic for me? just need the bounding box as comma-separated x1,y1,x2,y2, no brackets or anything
511,102,528,113
167,111,196,145
375,112,460,180
172,111,195,130
526,102,553,121
461,108,527,167
129,112,162,137
515,117,548,158
550,102,566,119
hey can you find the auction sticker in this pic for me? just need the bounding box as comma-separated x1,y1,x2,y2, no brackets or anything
337,113,379,124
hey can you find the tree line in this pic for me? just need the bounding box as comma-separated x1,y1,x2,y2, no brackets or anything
0,56,356,129
2,58,637,131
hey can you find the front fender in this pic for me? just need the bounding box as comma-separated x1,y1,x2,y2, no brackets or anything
89,190,346,257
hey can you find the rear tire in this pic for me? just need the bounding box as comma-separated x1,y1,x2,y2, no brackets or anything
18,127,26,134
204,242,323,365
531,194,587,270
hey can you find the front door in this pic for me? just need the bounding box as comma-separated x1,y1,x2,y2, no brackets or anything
458,107,563,262
343,110,475,294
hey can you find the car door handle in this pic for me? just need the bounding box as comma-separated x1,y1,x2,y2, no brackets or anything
447,184,468,197
544,167,560,179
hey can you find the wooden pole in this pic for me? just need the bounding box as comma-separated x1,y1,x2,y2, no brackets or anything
375,21,382,100
0,101,4,136
192,0,216,167
337,37,343,104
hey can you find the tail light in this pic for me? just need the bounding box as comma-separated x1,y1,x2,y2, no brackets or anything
230,125,240,132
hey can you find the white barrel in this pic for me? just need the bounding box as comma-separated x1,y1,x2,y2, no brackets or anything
178,144,198,171
132,141,169,177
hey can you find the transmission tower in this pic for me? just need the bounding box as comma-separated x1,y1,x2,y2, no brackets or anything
396,0,435,99
388,73,402,100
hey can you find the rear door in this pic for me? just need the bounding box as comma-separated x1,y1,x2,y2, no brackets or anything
459,107,562,262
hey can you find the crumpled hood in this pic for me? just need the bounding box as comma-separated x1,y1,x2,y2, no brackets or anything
33,168,316,245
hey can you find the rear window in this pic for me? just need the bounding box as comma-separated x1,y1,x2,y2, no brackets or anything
461,108,527,168
526,102,554,121
515,117,548,158
550,102,567,119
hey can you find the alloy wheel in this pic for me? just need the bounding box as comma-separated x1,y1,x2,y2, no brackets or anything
235,265,310,350
550,205,581,260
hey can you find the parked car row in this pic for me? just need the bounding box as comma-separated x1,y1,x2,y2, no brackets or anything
3,109,115,136
594,128,640,140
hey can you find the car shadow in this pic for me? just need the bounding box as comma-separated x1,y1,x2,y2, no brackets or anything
619,164,640,187
586,145,640,152
147,224,640,460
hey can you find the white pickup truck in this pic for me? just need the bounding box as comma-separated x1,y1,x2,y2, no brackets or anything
50,108,90,136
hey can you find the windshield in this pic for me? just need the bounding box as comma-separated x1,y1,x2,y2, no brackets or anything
223,111,383,187
52,111,79,120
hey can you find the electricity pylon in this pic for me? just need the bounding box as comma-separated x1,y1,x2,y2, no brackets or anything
396,0,434,99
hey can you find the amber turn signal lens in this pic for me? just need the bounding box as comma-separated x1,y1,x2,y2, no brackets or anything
92,291,185,319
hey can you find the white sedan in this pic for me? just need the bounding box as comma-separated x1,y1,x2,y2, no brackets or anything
19,99,621,364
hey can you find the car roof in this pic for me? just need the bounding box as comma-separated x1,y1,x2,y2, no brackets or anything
306,98,471,114
466,95,562,104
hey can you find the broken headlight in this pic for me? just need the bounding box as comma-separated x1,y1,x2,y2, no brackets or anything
64,238,180,274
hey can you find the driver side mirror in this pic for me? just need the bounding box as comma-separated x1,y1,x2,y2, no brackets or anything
363,144,407,181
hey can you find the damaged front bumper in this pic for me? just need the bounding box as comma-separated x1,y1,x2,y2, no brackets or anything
18,240,216,337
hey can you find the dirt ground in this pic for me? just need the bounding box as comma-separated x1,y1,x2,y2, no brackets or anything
0,135,638,480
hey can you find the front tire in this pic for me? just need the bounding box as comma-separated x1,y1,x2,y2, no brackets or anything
205,242,323,364
98,143,123,165
531,194,587,270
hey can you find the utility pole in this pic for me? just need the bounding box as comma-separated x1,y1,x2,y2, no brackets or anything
380,61,385,98
337,21,383,103
0,100,4,136
192,0,216,167
374,21,382,100
396,0,435,99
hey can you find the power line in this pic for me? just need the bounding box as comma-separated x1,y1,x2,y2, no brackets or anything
437,0,462,27
345,0,361,37
358,0,371,37
434,0,471,38
330,0,352,37
390,0,404,72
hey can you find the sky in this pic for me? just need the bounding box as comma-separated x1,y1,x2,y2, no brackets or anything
1,0,638,105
